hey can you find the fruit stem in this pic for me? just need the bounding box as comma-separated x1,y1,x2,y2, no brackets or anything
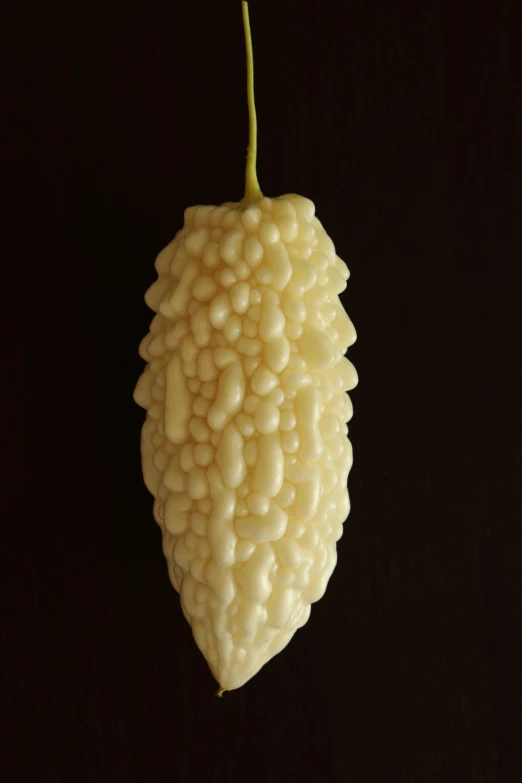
216,687,226,698
241,1,262,205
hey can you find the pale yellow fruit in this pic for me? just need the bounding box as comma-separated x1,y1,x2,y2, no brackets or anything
134,2,357,693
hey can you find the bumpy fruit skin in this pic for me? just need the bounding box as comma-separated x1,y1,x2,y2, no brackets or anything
134,194,357,690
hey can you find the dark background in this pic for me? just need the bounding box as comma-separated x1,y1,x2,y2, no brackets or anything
3,0,521,781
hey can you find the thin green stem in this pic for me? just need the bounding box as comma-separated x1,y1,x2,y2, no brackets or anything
241,1,262,204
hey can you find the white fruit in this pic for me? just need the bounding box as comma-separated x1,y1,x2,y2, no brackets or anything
134,2,358,692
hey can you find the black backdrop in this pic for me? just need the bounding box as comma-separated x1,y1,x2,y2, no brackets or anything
4,1,522,781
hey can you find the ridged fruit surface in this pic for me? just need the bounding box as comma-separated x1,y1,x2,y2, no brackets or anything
134,194,357,690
